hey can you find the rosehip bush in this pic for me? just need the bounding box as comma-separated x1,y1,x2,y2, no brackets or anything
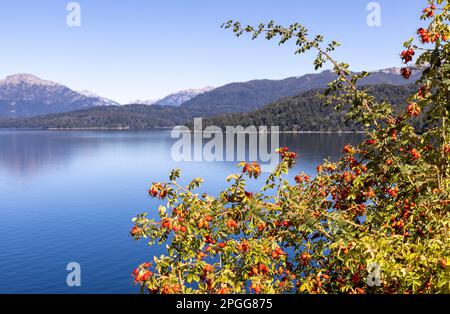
131,0,449,294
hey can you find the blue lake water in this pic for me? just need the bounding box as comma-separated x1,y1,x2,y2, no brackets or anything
0,130,362,293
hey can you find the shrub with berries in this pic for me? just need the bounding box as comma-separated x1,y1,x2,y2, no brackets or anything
130,0,449,294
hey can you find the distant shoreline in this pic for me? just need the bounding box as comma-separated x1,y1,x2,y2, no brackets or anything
0,127,365,134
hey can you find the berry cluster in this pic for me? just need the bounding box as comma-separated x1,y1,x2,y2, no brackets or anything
417,27,441,43
406,103,421,117
400,49,415,63
423,4,436,18
241,162,261,178
149,182,169,199
132,263,153,284
295,174,310,184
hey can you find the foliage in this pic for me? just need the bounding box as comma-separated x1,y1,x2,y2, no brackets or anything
130,0,449,294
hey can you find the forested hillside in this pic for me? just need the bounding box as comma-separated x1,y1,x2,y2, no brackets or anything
202,84,423,131
180,69,421,115
0,105,193,129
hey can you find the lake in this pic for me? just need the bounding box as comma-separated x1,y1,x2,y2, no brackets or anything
0,130,363,293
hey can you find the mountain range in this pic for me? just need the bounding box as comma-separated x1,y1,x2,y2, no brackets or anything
177,68,421,116
0,84,420,131
0,67,422,129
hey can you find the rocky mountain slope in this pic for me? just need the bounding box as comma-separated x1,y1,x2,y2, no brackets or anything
0,74,119,118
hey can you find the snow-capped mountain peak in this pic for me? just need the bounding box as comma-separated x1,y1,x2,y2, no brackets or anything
0,73,60,87
372,67,402,75
179,86,215,94
77,89,100,98
77,90,120,106
152,86,215,107
372,67,419,75
129,86,215,107
128,98,160,106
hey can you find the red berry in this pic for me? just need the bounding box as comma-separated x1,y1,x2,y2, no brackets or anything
130,226,142,236
257,223,266,232
149,185,158,197
443,145,450,154
409,148,421,160
401,68,412,79
141,271,152,281
203,264,214,273
343,145,353,154
161,219,172,230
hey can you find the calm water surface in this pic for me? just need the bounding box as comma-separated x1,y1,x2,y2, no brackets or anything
0,130,362,293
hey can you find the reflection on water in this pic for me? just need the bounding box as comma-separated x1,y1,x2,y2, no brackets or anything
0,130,175,177
0,131,99,177
0,130,363,293
0,130,363,178
278,133,363,163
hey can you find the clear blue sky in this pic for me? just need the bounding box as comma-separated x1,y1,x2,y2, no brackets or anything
0,0,425,103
